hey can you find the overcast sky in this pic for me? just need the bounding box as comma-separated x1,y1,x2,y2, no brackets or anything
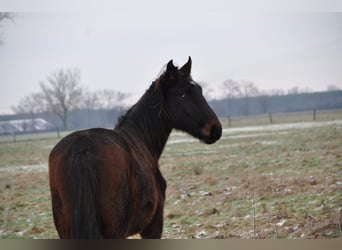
1,1,342,114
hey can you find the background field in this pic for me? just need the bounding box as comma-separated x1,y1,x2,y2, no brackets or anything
0,110,341,239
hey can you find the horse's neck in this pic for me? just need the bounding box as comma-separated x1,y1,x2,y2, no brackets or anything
116,91,172,159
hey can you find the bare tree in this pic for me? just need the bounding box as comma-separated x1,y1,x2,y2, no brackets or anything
11,92,45,132
327,85,340,91
114,91,131,112
221,79,241,123
95,89,131,127
198,81,214,100
288,86,314,95
40,68,83,130
82,89,100,110
241,81,259,115
97,89,131,111
82,89,100,127
241,81,259,97
287,86,300,95
12,92,45,115
270,88,286,96
0,12,14,45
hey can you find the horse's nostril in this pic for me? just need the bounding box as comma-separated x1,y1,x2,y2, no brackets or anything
201,120,222,144
210,124,222,141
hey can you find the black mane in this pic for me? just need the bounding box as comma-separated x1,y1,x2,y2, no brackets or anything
114,76,171,158
115,69,167,129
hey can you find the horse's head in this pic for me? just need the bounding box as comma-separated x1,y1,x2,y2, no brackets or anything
154,57,222,144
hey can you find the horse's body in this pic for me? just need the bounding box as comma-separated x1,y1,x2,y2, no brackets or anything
49,57,222,238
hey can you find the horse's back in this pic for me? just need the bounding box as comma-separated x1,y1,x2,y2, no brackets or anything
49,127,128,168
49,128,129,190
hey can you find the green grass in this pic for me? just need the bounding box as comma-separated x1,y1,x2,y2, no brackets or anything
0,110,341,238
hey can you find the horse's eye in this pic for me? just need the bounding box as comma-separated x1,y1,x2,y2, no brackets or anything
180,93,186,98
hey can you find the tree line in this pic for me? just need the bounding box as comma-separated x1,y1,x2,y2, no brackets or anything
206,79,342,120
6,68,342,132
11,68,130,130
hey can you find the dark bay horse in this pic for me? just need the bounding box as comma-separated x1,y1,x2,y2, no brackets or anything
49,57,222,239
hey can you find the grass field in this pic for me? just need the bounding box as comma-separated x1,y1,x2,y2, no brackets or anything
0,110,341,239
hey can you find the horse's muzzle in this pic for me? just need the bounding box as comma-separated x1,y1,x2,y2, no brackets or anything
201,120,222,144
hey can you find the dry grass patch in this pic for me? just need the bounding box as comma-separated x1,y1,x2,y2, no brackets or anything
0,114,341,238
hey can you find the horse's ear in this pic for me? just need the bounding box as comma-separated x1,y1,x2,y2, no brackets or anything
165,59,177,80
180,56,192,75
154,59,177,93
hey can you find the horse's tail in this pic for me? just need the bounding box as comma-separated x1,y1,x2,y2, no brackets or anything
68,137,101,238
